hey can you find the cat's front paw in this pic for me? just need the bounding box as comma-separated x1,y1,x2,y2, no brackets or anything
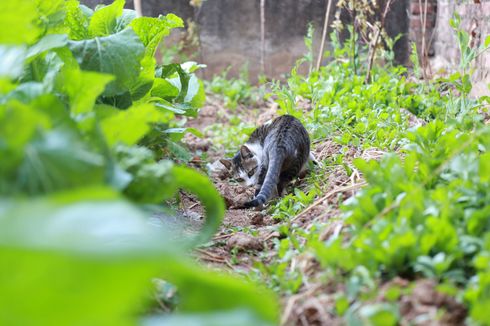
242,198,259,208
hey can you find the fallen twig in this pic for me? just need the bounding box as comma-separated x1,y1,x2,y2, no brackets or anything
292,182,367,222
212,233,234,241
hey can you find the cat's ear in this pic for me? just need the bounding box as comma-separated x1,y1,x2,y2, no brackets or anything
220,159,232,170
240,145,253,158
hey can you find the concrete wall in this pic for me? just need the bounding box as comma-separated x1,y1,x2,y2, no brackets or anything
82,0,411,80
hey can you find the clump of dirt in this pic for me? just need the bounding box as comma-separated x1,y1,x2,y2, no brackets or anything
214,180,255,208
226,232,264,252
375,278,467,325
313,140,343,161
400,279,467,325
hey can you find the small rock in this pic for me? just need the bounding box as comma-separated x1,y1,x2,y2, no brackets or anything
226,232,264,252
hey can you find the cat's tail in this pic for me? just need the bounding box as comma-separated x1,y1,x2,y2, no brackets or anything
243,151,283,208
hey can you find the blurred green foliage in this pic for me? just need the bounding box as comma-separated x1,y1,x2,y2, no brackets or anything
0,0,278,325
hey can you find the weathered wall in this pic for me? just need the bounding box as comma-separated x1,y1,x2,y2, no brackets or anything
432,0,490,96
82,0,410,80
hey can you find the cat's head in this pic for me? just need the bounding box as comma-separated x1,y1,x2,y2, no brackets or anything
220,145,259,186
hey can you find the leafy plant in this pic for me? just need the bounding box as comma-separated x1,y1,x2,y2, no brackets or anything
0,0,278,324
205,65,263,109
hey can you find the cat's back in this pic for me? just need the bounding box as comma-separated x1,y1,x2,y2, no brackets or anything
268,115,309,141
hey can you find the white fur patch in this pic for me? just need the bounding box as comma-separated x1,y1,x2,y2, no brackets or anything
245,142,263,158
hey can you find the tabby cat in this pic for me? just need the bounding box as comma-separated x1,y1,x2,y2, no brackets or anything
220,115,310,208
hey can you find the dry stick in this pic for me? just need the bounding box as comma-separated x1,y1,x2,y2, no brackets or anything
212,233,234,241
418,0,428,80
134,0,143,17
260,0,266,73
422,0,428,65
291,182,367,222
365,0,394,83
315,0,334,71
365,27,381,84
197,251,235,270
422,0,432,77
195,248,219,258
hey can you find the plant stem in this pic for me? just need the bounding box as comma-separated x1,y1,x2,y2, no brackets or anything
365,0,394,83
316,0,334,71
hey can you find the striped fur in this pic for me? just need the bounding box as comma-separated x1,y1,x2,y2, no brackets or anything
223,115,310,208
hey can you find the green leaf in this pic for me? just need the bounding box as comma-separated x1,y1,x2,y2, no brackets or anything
26,34,68,60
155,101,186,114
100,103,172,146
0,1,41,44
114,9,138,33
485,35,490,48
34,0,66,34
479,152,490,183
0,189,181,325
157,63,192,103
143,309,275,326
181,61,207,73
186,75,206,108
88,0,125,37
58,67,114,115
130,14,183,58
0,188,275,325
16,130,106,194
151,78,179,99
0,100,51,152
164,127,203,138
68,28,145,96
173,166,225,245
0,46,27,79
359,303,399,326
159,251,278,323
64,0,92,40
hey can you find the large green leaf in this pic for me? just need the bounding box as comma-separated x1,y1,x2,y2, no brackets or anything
68,28,145,96
100,103,172,146
158,253,278,323
57,67,114,115
34,0,66,34
0,187,276,325
26,34,68,60
0,100,51,151
0,188,177,326
130,14,184,58
0,46,27,79
143,310,274,326
16,129,106,194
0,1,41,44
64,0,92,40
88,0,125,37
186,75,206,108
173,166,225,245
